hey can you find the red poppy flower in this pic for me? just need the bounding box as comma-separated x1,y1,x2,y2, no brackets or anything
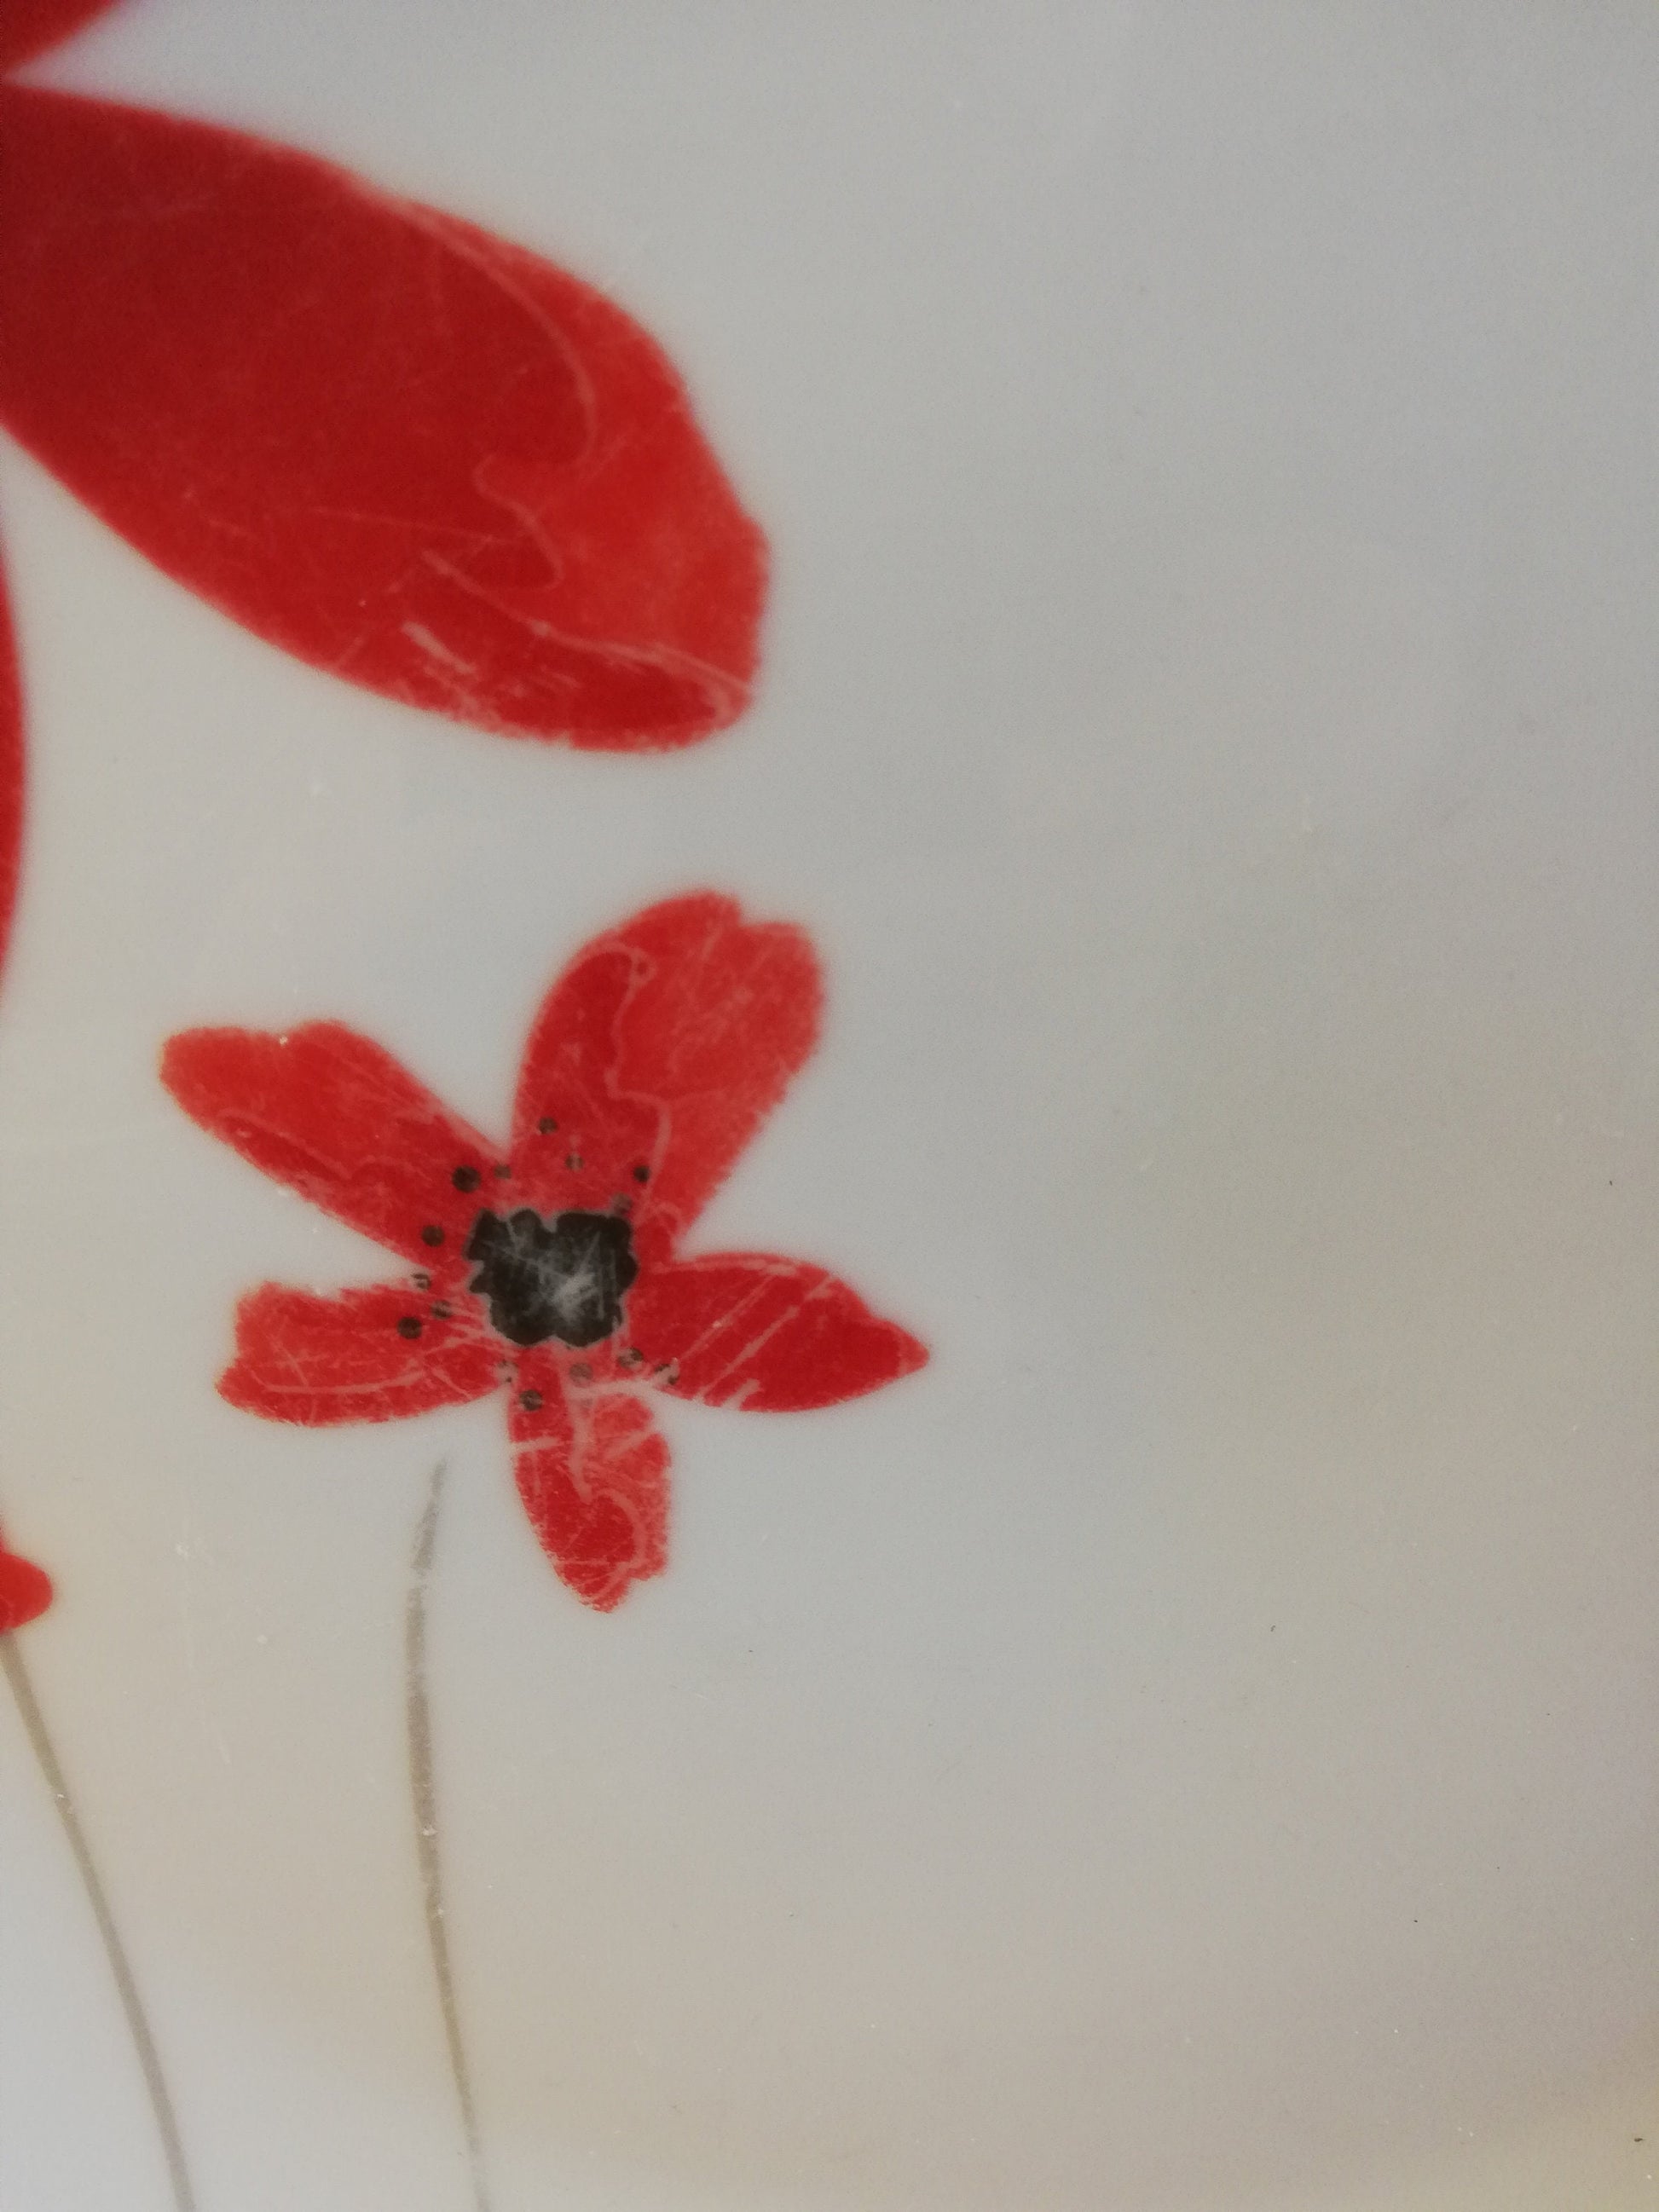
160,896,927,1611
0,3,765,748
0,1536,51,1632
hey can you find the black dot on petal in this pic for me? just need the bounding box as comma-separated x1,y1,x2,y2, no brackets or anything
493,1163,512,1179
413,1273,431,1291
421,1224,445,1247
431,1303,453,1320
633,1163,650,1184
396,1316,423,1340
518,1388,543,1412
453,1165,481,1193
619,1349,643,1370
565,1153,583,1171
538,1117,558,1135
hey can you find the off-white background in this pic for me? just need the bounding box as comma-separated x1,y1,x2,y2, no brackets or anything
2,3,1659,2207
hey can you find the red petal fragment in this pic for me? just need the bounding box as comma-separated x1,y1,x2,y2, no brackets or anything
625,1253,928,1412
510,894,820,1252
0,0,118,71
0,552,24,992
507,1354,668,1610
221,1281,500,1427
0,1541,52,1632
427,210,766,729
0,86,766,748
506,942,660,1221
160,1023,497,1268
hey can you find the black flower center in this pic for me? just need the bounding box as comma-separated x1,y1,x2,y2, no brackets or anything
464,1208,638,1349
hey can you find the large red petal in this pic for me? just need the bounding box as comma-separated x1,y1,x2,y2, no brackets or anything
0,0,117,71
509,894,821,1255
507,1352,668,1611
0,86,766,748
160,1023,500,1269
221,1281,501,1427
0,1540,51,1632
625,1253,927,1412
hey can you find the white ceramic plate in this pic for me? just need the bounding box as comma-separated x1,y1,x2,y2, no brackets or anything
2,5,1657,2208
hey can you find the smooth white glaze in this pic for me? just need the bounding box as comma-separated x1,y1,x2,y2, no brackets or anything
2,5,1656,2207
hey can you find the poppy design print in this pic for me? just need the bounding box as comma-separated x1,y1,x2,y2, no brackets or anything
161,894,928,1611
0,8,782,2201
0,0,770,1633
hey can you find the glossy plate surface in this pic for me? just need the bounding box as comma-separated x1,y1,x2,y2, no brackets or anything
1,5,1657,2208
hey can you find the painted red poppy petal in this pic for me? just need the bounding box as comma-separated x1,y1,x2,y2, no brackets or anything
0,86,766,748
0,0,117,71
0,1541,52,1632
507,1354,668,1610
0,554,24,991
221,1281,502,1427
160,1023,500,1268
625,1253,927,1412
423,209,766,727
509,894,821,1248
505,941,661,1220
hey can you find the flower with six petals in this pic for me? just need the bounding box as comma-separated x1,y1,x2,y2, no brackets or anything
160,896,927,1611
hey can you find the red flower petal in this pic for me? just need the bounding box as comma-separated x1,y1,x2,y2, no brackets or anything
510,894,821,1254
506,940,661,1223
0,0,117,71
160,1023,497,1269
508,1353,668,1610
0,554,24,989
221,1281,501,1426
625,1253,928,1412
0,1541,52,1632
0,85,766,748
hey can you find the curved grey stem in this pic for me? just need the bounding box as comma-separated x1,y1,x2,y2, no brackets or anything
2,1633,197,2212
407,1460,491,2212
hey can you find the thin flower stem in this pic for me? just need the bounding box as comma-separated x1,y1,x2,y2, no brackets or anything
407,1459,492,2212
1,1632,197,2212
